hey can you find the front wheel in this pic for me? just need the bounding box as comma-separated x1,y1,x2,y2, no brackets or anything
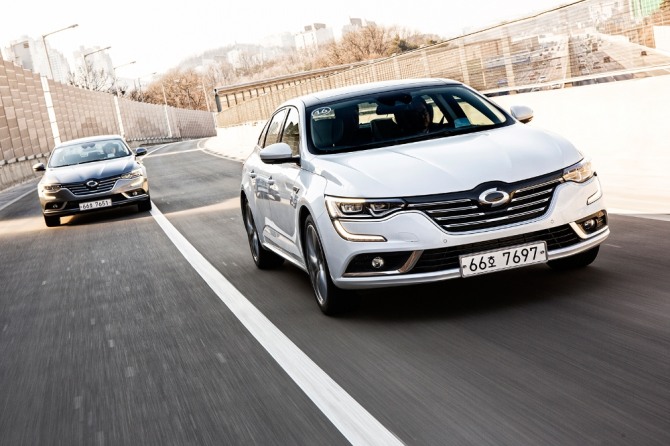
243,199,284,269
303,215,352,315
548,246,600,270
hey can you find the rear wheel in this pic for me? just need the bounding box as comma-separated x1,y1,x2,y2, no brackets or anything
44,215,60,227
303,215,352,315
243,199,284,269
548,246,599,270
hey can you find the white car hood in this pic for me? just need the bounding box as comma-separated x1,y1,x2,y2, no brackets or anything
312,124,583,197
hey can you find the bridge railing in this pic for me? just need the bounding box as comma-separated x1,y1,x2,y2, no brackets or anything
215,0,670,127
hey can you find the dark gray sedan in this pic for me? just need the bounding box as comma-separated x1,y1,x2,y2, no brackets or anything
32,135,151,227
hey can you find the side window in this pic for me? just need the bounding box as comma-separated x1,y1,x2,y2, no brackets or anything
257,121,270,147
280,107,300,157
263,109,288,148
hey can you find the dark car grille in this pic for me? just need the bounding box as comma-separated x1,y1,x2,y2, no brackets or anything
412,224,581,273
405,173,563,233
62,176,119,196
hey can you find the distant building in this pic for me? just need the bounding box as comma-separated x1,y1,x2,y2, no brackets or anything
342,18,364,36
3,36,70,83
295,23,334,52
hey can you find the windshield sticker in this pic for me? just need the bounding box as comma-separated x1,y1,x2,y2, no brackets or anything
311,107,333,118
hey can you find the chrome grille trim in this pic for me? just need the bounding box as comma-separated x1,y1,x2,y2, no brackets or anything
63,177,119,196
407,176,562,233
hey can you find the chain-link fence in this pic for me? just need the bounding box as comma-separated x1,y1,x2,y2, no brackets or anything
216,0,670,127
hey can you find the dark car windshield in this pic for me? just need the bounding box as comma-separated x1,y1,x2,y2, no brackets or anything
306,85,512,154
49,139,131,168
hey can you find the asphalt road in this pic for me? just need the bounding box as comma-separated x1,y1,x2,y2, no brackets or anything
1,140,668,446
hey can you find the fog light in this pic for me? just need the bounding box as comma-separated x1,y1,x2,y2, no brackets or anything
51,203,60,209
132,191,138,196
371,257,385,269
582,219,596,231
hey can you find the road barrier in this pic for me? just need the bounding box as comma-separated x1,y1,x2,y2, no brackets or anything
0,58,216,190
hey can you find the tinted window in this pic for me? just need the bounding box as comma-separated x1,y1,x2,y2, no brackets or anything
306,85,512,154
280,107,300,157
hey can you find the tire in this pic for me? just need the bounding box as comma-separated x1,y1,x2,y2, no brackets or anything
137,198,152,212
548,246,599,271
44,215,60,227
303,215,353,315
243,199,284,269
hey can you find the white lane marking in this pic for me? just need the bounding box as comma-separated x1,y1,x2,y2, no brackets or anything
149,203,404,446
0,187,34,212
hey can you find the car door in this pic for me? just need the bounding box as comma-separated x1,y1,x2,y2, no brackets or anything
263,107,303,260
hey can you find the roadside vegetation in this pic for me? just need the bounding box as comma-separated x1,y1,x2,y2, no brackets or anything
67,24,441,111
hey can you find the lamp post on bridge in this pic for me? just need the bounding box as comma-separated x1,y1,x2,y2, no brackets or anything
41,24,78,80
112,60,136,97
82,46,111,67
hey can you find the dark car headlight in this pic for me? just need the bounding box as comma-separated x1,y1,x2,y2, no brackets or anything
41,183,62,192
325,196,405,219
325,196,406,242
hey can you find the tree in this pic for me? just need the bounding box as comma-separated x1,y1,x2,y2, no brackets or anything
316,24,442,67
68,62,113,92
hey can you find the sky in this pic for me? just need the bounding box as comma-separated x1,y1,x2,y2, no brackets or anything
1,0,573,80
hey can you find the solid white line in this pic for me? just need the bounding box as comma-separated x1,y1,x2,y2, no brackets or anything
149,203,404,446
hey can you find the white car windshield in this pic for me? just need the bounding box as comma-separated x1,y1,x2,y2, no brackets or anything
307,85,511,154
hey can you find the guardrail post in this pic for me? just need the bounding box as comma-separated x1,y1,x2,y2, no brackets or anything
40,76,61,145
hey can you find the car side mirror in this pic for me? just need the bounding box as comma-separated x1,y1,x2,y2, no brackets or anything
510,105,534,124
259,142,297,164
135,148,147,157
33,162,46,172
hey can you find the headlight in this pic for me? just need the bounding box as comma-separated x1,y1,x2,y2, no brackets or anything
41,183,61,192
325,196,406,219
562,160,594,183
121,168,143,180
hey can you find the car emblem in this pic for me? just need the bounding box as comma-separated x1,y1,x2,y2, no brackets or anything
478,188,510,207
86,180,99,189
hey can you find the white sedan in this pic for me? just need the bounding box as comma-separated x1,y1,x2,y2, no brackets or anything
240,78,609,315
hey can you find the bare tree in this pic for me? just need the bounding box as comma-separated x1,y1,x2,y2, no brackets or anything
68,62,113,92
316,24,440,67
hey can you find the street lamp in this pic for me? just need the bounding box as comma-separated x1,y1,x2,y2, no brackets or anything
42,24,78,80
112,60,136,97
82,46,111,66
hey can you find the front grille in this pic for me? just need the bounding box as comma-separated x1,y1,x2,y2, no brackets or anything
406,174,562,233
411,224,581,273
63,176,119,196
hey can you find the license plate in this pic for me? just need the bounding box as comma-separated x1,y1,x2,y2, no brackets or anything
460,241,547,277
79,199,112,210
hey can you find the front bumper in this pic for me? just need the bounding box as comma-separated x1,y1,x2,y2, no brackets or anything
317,177,609,289
39,177,149,217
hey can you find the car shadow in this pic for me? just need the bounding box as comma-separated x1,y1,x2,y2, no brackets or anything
62,205,149,226
341,264,615,322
